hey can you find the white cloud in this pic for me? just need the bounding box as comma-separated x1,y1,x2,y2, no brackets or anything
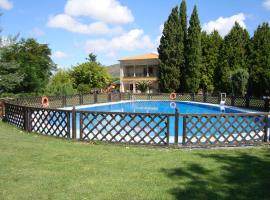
202,13,246,37
0,36,14,47
65,0,134,24
0,0,13,10
48,14,123,35
85,29,154,55
155,24,164,46
263,0,270,10
52,51,68,59
31,27,45,37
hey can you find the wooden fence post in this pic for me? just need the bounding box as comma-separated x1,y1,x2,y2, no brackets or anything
62,96,67,107
264,114,269,142
79,94,83,105
94,93,98,103
203,93,207,103
166,116,170,145
72,106,76,140
24,107,31,132
0,100,4,119
245,95,250,108
218,94,221,104
80,112,83,141
174,108,179,145
231,96,235,106
119,93,122,101
182,116,186,145
108,93,112,102
191,93,195,101
264,97,270,112
67,111,71,139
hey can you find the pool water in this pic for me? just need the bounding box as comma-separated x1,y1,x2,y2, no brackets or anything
80,101,244,114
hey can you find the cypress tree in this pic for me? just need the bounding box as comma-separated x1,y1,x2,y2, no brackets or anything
179,0,188,92
216,22,250,94
201,30,223,93
186,6,201,93
249,22,270,96
158,6,184,92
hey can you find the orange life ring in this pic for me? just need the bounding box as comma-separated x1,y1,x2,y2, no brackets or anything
41,96,49,108
169,92,177,100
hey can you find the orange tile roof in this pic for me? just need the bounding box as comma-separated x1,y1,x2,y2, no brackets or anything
119,53,159,61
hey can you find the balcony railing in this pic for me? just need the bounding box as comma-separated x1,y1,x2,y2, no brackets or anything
124,72,158,77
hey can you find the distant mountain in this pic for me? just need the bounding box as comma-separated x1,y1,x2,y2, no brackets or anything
107,64,120,78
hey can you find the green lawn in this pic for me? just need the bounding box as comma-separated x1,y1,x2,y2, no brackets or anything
0,122,270,200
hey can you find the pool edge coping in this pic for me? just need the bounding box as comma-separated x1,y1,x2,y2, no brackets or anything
60,100,261,114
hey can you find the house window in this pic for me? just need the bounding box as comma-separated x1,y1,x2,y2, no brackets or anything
148,67,154,76
130,84,133,91
144,68,147,76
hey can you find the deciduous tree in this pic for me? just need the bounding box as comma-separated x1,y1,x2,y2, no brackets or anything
45,70,76,96
69,57,111,93
1,38,56,93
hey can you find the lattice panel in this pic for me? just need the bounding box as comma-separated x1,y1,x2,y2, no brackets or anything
80,112,169,145
205,96,219,104
132,94,149,100
120,93,130,100
66,95,80,106
233,97,246,107
4,103,25,129
30,108,70,138
151,94,169,100
48,96,64,108
249,97,265,111
97,94,109,103
111,93,121,102
225,96,232,106
82,93,95,105
184,114,266,146
176,94,192,101
194,95,204,102
16,97,41,107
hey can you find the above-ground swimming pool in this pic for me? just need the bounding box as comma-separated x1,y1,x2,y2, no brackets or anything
69,101,268,144
78,100,246,114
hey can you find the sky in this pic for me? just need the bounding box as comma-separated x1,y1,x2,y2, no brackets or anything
0,0,269,68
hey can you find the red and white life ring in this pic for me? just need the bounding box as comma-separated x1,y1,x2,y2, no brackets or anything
41,96,49,108
169,92,177,100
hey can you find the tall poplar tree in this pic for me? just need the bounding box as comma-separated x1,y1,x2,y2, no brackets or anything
249,22,270,96
158,6,184,92
216,22,250,93
186,6,202,93
179,0,188,92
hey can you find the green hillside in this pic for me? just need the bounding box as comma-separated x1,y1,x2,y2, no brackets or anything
107,64,120,78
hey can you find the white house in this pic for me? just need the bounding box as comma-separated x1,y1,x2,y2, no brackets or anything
119,53,159,93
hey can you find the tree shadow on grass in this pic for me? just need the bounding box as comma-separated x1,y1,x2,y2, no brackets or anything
161,149,270,200
161,163,220,199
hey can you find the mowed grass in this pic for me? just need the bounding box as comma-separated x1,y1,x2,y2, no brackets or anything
0,122,270,200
